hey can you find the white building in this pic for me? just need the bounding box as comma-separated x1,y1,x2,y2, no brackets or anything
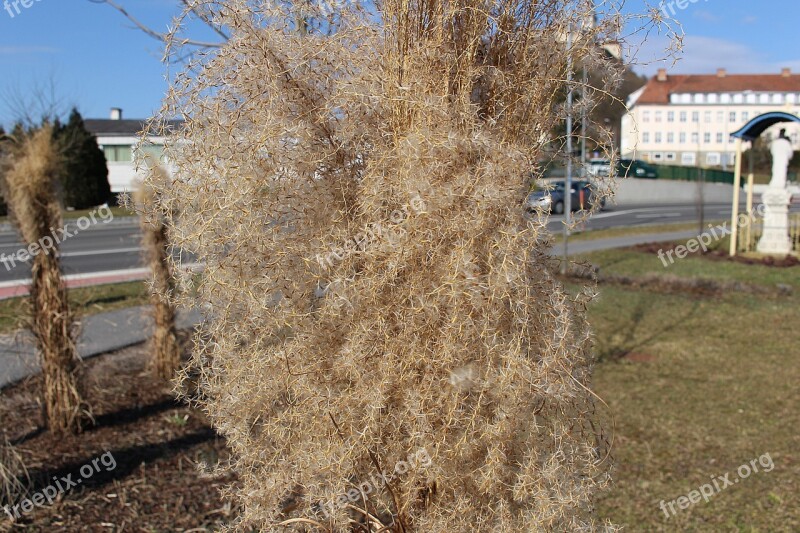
621,68,800,168
85,108,179,193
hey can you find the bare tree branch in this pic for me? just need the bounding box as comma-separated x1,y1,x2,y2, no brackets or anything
88,0,224,50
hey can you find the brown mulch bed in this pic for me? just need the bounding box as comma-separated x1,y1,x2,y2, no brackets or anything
631,241,800,268
0,338,237,532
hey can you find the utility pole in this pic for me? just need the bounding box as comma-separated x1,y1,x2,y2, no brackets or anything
581,65,588,179
562,22,573,275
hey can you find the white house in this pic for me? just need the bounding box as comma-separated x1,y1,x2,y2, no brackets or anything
85,108,179,193
621,69,800,168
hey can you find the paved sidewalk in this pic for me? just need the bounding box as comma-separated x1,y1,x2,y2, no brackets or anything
0,307,202,389
0,229,695,390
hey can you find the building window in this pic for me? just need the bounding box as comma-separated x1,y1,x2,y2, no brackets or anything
745,93,756,104
691,132,699,144
725,153,736,165
679,132,687,143
716,111,724,123
734,94,744,104
729,111,736,122
642,111,650,122
667,111,675,122
742,111,750,122
692,111,699,123
642,132,650,143
135,144,164,160
773,93,783,104
716,132,724,143
682,152,696,165
102,145,132,162
652,152,663,161
708,94,719,104
694,94,705,104
667,132,674,143
704,132,711,144
680,111,687,122
655,111,663,123
704,111,712,123
665,152,676,161
706,153,721,166
655,132,662,143
721,94,731,104
759,94,770,104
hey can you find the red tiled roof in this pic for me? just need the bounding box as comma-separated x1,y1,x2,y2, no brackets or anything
637,72,800,105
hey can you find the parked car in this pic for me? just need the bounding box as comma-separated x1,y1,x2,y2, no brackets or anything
589,158,658,179
526,180,604,215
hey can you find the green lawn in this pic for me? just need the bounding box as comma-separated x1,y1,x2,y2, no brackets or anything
579,247,799,531
568,219,724,242
575,239,800,291
0,281,149,334
0,206,135,224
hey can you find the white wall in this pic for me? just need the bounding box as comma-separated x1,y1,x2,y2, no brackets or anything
611,178,734,205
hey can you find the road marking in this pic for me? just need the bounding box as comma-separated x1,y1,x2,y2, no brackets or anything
61,247,143,258
588,207,690,220
634,213,681,219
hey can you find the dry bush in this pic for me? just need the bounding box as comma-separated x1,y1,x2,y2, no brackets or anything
141,0,663,530
133,159,182,380
0,437,29,518
0,126,85,434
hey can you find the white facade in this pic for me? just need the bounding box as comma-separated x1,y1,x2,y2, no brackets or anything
86,109,170,194
94,135,166,193
621,70,800,168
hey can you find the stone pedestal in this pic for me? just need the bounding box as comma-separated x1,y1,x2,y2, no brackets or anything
757,187,793,255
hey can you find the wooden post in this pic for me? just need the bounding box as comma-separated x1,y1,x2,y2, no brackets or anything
745,171,755,252
729,138,743,256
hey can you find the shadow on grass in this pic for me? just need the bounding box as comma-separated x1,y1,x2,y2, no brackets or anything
595,295,701,363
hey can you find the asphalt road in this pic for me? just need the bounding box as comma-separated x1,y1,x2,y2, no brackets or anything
0,201,793,283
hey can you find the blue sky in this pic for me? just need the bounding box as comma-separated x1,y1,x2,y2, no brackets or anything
1,0,799,126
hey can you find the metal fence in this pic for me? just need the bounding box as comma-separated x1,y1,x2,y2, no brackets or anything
655,165,798,185
737,212,800,253
654,165,736,184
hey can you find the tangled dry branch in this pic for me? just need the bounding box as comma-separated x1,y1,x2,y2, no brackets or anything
138,0,666,530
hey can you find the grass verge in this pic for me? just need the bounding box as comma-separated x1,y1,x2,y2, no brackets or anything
0,281,148,334
576,247,799,531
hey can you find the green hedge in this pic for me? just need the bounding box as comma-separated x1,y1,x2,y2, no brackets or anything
654,165,797,185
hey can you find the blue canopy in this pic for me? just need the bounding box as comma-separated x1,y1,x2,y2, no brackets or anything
730,111,800,142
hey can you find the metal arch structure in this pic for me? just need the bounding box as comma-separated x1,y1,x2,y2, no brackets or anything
728,111,800,255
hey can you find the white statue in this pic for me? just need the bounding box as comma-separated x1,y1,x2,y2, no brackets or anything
769,129,793,189
757,128,794,255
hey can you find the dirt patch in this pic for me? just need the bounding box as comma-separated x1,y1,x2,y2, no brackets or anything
632,241,800,268
0,338,237,532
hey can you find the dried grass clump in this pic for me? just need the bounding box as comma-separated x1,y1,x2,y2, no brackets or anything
143,0,660,530
0,438,29,515
0,126,84,434
134,159,182,380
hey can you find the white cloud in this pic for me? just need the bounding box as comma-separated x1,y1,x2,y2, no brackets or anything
692,10,720,23
625,35,800,76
